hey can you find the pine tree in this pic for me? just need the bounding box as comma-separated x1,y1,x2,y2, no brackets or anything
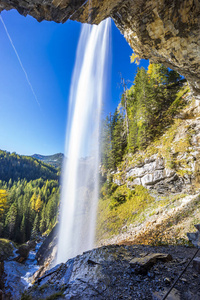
32,214,40,239
20,214,26,243
5,202,18,239
39,204,47,233
111,109,127,168
101,115,113,169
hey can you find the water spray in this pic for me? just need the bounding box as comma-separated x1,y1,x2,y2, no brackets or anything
56,18,111,264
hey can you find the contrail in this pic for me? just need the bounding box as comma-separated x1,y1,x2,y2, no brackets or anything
0,15,41,108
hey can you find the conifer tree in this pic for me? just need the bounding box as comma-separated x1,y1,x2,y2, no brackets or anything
35,195,43,213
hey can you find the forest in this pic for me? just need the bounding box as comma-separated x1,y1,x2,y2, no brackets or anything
0,151,60,243
101,63,187,171
0,150,59,182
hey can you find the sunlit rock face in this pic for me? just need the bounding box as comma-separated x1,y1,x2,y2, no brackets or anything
110,0,200,97
0,0,200,94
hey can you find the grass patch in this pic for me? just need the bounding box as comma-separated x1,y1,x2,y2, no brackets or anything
0,238,15,260
96,184,154,241
21,291,32,300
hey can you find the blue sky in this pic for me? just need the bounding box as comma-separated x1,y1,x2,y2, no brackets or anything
0,9,149,156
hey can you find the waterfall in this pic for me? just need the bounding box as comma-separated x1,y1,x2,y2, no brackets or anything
56,18,111,264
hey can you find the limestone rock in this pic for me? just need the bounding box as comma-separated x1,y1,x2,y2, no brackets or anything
124,155,181,192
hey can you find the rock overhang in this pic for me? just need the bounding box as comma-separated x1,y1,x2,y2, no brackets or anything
0,0,200,96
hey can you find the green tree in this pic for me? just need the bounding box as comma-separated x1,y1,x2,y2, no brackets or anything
5,202,18,240
111,109,127,168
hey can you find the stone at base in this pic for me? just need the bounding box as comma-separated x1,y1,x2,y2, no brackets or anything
193,257,200,273
152,288,181,300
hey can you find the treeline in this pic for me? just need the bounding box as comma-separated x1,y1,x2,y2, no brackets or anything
101,63,188,170
0,178,60,244
0,150,59,182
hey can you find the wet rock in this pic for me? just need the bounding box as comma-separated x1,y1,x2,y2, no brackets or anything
15,240,36,263
129,253,172,274
87,259,100,266
147,271,155,279
4,261,32,299
36,224,58,266
180,278,187,283
152,288,181,300
21,245,200,300
193,257,200,274
163,277,171,285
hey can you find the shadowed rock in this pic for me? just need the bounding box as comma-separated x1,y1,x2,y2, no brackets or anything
130,252,172,274
22,245,200,300
187,224,200,248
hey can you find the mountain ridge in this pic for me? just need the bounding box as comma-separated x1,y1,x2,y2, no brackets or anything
32,153,64,169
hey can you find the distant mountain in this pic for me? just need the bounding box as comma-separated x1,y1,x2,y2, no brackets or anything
32,153,64,169
0,150,59,182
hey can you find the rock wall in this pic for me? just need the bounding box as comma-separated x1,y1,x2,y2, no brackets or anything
113,93,200,194
114,154,187,194
0,1,200,96
124,155,183,194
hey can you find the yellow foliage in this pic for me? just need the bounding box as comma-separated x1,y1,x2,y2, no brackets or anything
35,195,43,213
96,185,154,241
147,63,153,75
0,190,7,218
130,52,140,65
30,192,37,211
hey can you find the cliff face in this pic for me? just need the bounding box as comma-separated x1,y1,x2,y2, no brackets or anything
113,89,200,194
0,0,200,96
111,0,200,97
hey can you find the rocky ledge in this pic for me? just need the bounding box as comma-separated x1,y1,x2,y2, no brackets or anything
114,151,192,194
24,244,200,300
118,155,182,194
0,1,200,96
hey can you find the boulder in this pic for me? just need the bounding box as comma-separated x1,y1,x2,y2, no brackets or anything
15,240,36,263
130,253,172,274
